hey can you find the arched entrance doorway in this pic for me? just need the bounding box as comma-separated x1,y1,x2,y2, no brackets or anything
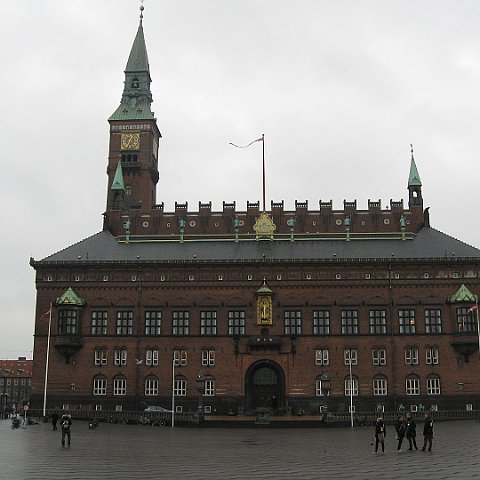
245,360,285,412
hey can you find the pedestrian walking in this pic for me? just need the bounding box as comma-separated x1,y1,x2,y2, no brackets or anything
60,411,72,447
394,414,406,453
373,416,386,453
421,411,434,452
51,412,59,431
405,413,418,450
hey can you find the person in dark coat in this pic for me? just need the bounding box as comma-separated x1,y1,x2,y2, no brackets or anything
51,412,59,431
394,414,406,453
373,416,386,453
421,411,434,451
405,413,418,450
60,411,72,447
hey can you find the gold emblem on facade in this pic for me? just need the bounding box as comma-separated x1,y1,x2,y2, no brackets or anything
256,279,273,325
253,212,276,240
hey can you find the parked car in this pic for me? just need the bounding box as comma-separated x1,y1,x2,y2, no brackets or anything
144,405,172,413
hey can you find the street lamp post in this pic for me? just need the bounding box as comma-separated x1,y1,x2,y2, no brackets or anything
349,357,354,428
195,374,206,424
171,355,175,428
1,369,9,419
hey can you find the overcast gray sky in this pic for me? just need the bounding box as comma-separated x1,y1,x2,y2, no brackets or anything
2,0,480,359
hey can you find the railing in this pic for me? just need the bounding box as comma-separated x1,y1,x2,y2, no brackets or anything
28,409,196,426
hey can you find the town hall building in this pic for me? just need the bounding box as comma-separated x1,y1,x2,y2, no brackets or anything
30,7,480,417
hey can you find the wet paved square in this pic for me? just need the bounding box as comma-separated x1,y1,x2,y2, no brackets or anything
1,419,480,479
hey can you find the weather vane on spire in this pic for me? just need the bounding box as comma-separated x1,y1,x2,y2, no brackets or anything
410,143,414,160
139,0,145,25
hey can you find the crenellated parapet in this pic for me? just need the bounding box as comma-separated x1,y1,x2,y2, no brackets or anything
104,196,425,241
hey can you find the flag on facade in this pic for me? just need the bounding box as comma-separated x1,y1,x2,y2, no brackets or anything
467,304,478,314
229,136,263,148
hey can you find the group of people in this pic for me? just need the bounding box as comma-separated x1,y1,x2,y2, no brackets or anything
374,411,434,454
51,411,72,446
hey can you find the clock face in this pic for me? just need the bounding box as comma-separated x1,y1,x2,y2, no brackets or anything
121,132,140,150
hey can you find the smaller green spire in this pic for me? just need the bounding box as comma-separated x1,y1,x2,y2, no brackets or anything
111,161,125,191
408,144,422,187
257,278,273,295
56,287,86,306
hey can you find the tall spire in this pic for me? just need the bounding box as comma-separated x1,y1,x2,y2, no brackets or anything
408,144,422,187
109,4,154,121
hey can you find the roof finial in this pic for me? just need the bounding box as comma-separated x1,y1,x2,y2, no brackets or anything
139,1,145,26
410,143,414,160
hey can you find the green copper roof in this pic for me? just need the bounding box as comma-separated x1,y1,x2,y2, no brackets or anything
449,284,478,303
109,15,155,122
257,279,273,295
111,161,125,191
408,157,422,187
56,287,86,306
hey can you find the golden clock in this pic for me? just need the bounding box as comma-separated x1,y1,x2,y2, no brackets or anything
120,132,140,151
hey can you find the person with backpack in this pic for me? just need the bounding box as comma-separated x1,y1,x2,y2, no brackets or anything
373,416,386,453
60,411,72,447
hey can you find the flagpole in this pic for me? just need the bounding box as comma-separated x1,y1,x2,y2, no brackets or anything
42,305,52,418
476,297,480,358
262,133,265,212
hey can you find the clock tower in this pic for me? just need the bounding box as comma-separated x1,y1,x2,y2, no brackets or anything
104,6,161,233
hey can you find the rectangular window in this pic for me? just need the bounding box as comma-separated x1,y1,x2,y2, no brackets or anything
399,309,416,334
200,311,217,335
113,378,126,396
145,311,162,335
425,347,439,365
146,349,159,366
174,379,187,396
145,378,158,396
369,310,387,334
313,311,330,335
204,379,215,396
202,349,215,367
93,378,107,396
284,311,302,335
228,311,246,335
456,307,477,333
373,378,388,396
425,309,442,334
114,349,127,366
372,348,386,366
116,311,133,335
58,309,78,335
341,310,359,334
315,349,329,366
405,347,419,365
94,349,107,366
344,348,358,366
91,311,108,335
173,349,187,367
172,311,189,335
406,377,420,395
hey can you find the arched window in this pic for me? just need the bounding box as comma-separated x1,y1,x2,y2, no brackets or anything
144,376,158,396
131,78,139,88
93,375,107,395
426,375,441,395
344,375,358,396
203,375,215,396
315,374,330,397
405,375,420,396
373,376,388,396
113,376,126,396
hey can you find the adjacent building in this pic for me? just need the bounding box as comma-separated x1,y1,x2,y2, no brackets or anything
1,357,33,414
30,8,480,416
